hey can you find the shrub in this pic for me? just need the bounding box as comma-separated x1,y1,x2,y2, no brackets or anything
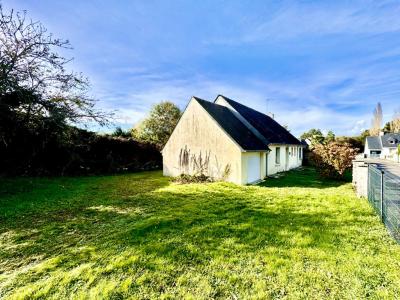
310,141,358,179
0,124,161,176
173,174,213,184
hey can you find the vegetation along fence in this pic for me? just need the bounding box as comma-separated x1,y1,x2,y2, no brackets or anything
368,164,400,242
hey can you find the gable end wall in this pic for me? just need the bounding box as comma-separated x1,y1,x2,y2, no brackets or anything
162,99,243,184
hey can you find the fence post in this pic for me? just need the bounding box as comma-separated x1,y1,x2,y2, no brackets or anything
367,164,370,199
380,170,384,222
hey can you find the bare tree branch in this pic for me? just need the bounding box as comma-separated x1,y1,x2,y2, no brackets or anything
0,5,112,125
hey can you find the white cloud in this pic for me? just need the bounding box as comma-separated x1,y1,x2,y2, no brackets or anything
206,1,400,45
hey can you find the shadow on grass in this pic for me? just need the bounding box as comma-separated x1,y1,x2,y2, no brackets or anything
0,168,396,298
0,170,169,223
259,167,350,189
2,186,359,271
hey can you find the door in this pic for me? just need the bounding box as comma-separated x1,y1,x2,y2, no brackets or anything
247,154,261,183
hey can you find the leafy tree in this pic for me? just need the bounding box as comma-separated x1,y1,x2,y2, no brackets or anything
335,136,363,153
133,101,181,149
383,121,392,133
370,102,383,136
360,129,370,144
310,141,358,179
326,130,335,143
111,127,132,138
392,109,400,133
300,128,325,145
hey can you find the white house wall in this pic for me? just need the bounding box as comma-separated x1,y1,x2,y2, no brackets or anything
267,145,302,175
382,147,399,161
364,139,398,161
162,98,243,184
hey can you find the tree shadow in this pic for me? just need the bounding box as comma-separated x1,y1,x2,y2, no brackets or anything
0,171,169,221
0,170,393,298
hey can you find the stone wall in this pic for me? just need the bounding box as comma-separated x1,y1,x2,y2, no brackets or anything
352,160,369,198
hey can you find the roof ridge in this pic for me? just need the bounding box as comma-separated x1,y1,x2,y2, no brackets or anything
195,97,269,151
192,96,209,102
216,94,275,119
215,95,270,145
217,95,301,145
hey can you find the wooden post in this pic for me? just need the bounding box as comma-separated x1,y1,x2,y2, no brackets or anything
380,170,384,222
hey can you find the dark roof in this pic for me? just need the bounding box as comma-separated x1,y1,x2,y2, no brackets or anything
366,136,382,150
194,97,269,151
381,133,400,148
300,139,309,148
217,95,301,145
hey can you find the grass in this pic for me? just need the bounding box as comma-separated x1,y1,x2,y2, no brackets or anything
1,167,400,299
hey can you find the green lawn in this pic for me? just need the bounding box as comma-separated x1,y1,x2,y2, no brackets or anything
1,168,400,299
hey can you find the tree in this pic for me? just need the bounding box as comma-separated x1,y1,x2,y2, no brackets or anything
326,130,335,143
0,6,110,127
300,128,325,145
392,109,400,133
111,126,132,138
335,136,363,153
397,144,400,163
360,129,370,144
310,141,358,179
133,101,181,149
0,6,111,175
370,102,383,136
383,121,392,133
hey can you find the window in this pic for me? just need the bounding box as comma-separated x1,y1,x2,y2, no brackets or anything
299,147,302,159
275,147,280,164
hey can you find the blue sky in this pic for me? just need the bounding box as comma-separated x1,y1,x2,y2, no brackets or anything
4,0,400,137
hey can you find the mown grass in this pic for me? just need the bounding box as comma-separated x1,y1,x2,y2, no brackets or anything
1,167,400,299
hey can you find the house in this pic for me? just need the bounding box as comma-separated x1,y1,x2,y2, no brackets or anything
364,132,400,161
162,95,303,184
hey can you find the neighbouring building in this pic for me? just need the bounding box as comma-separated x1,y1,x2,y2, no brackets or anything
162,95,303,185
364,132,400,161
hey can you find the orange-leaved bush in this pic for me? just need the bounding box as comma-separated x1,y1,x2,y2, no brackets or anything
310,141,359,178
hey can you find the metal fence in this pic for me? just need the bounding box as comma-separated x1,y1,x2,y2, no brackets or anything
368,164,400,242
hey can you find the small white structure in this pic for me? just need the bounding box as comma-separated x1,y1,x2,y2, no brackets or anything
162,95,303,185
364,133,400,162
